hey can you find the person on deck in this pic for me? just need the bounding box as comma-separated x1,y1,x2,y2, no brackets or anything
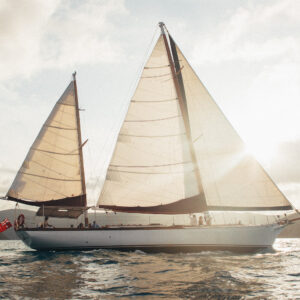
198,215,204,226
43,216,54,228
190,214,197,226
77,223,84,229
205,214,212,226
92,221,99,228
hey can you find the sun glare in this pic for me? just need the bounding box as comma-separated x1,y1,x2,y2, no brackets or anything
245,139,279,165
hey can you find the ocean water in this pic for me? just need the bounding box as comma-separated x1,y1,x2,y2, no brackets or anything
0,239,299,299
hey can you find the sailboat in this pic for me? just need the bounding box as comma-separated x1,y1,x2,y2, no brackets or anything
5,22,296,252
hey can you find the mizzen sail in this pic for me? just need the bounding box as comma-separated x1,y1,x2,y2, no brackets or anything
6,75,86,207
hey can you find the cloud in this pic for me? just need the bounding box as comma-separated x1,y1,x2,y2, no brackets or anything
191,1,300,64
0,0,127,80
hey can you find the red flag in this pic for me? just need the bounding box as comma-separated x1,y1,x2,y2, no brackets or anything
0,218,12,233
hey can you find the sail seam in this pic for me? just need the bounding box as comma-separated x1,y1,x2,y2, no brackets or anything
30,159,79,180
31,148,79,156
132,98,178,103
57,102,76,107
119,133,186,138
110,161,192,168
125,115,181,122
15,176,68,197
108,168,196,175
144,65,170,69
44,124,77,130
20,172,80,182
141,72,172,78
32,149,79,169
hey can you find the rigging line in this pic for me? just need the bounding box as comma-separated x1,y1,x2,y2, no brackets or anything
57,102,76,107
144,64,170,69
80,103,98,206
141,68,183,79
43,124,77,130
17,176,68,198
53,107,76,118
32,149,79,169
110,161,192,168
131,98,178,103
106,163,187,202
31,148,78,156
119,133,186,138
141,72,172,79
193,134,203,143
95,27,160,199
47,109,74,121
124,115,181,122
30,159,77,180
51,117,77,128
20,171,81,182
43,129,78,143
108,168,196,175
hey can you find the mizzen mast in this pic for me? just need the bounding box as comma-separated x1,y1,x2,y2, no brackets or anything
73,72,88,225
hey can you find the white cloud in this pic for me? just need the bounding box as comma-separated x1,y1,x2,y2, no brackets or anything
0,0,127,80
191,1,300,64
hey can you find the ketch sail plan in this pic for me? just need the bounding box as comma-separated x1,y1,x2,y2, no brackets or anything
9,23,297,252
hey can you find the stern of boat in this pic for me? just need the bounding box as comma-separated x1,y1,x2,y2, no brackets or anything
15,229,33,248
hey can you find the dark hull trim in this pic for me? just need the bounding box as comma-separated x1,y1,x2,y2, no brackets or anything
7,194,86,207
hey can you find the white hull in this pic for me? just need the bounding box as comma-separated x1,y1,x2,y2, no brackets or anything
16,223,285,252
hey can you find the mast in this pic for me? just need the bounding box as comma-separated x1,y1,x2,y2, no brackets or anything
72,72,88,225
159,22,207,211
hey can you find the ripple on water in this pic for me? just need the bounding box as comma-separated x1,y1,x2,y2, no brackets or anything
0,239,299,299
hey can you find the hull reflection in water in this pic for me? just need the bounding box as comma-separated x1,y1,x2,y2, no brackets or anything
16,223,284,252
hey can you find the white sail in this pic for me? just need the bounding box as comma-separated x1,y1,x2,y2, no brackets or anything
7,80,86,206
98,25,292,213
98,35,202,213
174,42,291,210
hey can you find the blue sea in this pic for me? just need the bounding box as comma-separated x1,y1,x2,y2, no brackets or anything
0,239,299,299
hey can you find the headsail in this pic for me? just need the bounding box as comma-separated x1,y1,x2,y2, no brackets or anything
6,74,86,207
98,23,292,213
172,36,292,211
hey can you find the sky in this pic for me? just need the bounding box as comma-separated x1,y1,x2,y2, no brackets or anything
0,0,299,209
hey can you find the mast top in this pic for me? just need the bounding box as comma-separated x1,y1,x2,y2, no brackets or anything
72,71,77,81
159,22,166,35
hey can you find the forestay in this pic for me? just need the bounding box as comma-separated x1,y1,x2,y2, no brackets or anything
6,80,86,207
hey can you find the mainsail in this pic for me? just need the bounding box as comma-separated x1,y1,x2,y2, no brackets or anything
6,74,86,207
98,23,292,213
